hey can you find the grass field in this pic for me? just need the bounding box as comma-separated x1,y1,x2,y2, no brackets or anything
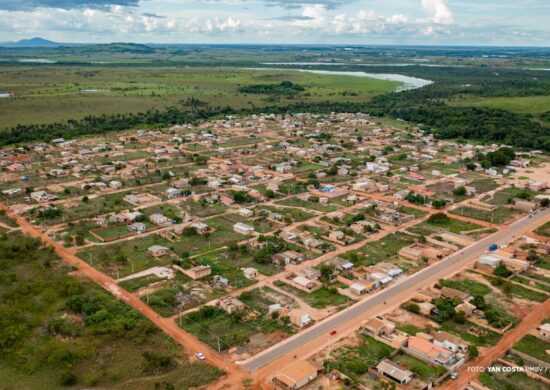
513,334,550,363
450,95,550,115
0,66,400,128
325,334,394,380
480,368,546,390
535,221,550,237
274,281,349,309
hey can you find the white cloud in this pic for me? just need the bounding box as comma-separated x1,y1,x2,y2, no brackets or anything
421,0,454,24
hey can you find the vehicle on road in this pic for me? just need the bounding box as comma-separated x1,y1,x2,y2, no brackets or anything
195,352,205,361
329,330,337,336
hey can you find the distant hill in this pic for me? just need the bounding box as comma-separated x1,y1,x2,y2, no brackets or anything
0,37,63,47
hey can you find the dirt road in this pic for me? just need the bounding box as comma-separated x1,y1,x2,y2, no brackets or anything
442,298,550,390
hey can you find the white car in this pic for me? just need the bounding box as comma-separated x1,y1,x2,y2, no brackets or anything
195,352,205,361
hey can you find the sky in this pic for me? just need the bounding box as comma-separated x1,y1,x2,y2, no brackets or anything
0,0,549,46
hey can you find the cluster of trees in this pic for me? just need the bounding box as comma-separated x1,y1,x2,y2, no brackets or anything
238,80,305,95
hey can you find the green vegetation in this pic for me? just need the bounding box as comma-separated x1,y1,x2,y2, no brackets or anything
480,369,546,390
343,232,415,266
0,232,222,389
391,352,446,381
238,80,305,95
408,212,482,235
450,206,521,224
274,281,349,309
179,306,292,351
534,221,550,237
324,334,394,380
485,276,549,302
513,334,550,363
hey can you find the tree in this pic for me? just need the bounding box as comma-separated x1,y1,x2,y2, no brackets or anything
82,196,89,203
541,198,549,207
493,263,512,278
469,345,479,358
453,186,467,196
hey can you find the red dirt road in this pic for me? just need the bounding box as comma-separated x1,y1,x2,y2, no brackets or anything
442,298,550,390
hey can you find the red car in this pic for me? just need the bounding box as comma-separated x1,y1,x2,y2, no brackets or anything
329,330,337,336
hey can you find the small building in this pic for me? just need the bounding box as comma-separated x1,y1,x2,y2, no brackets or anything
273,360,319,390
478,254,501,268
219,297,246,314
148,245,170,257
328,230,345,241
233,222,255,235
272,250,304,265
363,318,396,336
407,335,454,365
190,221,210,234
238,208,254,217
455,302,476,317
149,213,170,225
243,267,258,279
376,359,413,385
128,222,146,233
289,309,312,328
418,302,436,316
184,265,212,280
292,276,318,291
349,283,368,296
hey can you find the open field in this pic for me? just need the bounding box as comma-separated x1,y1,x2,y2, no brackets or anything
449,95,550,115
0,66,400,128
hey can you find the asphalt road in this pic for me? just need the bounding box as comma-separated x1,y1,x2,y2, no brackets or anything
243,208,550,372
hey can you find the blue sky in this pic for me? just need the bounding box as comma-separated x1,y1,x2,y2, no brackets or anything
0,0,549,46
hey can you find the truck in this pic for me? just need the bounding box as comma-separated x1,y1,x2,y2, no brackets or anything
488,243,498,251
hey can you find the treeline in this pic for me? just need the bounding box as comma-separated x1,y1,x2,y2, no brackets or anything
2,80,550,151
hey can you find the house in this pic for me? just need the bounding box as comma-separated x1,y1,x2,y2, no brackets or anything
292,276,318,291
328,230,345,241
433,331,470,353
184,265,212,280
349,283,368,296
455,302,476,317
327,256,354,271
219,297,246,314
273,360,319,390
149,213,170,225
128,222,146,233
376,359,413,385
233,222,255,235
363,318,396,337
30,191,56,203
478,254,501,268
190,221,210,234
419,302,436,316
243,267,258,279
407,335,454,365
289,309,312,328
272,250,304,265
165,187,182,198
238,208,254,217
297,267,321,280
148,245,170,257
302,237,324,249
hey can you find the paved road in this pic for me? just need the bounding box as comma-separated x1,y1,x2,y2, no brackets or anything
242,208,550,372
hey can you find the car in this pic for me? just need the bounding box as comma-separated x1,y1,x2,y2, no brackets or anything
329,330,337,336
451,373,459,380
195,352,205,361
